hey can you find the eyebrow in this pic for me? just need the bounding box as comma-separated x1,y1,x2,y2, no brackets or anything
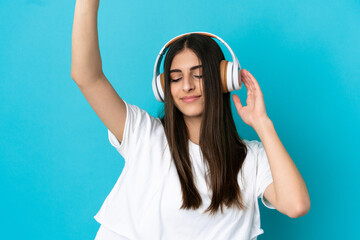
170,65,202,73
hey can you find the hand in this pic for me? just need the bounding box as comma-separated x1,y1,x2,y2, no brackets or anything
232,69,269,129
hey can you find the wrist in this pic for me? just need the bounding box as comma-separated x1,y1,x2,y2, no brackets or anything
253,117,273,135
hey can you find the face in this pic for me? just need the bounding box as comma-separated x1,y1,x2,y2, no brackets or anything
169,48,204,121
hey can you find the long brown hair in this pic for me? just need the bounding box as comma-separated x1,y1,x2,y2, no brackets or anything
158,33,248,215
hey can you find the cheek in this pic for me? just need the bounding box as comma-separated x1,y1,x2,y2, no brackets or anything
199,79,204,93
170,84,179,98
170,86,175,99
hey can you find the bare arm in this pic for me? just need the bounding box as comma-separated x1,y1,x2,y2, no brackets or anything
233,69,310,218
71,0,102,81
256,118,310,218
71,0,126,143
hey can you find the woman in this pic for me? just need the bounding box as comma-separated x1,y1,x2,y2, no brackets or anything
71,1,310,239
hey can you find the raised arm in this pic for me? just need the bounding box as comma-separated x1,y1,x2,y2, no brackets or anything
71,0,126,143
71,0,103,81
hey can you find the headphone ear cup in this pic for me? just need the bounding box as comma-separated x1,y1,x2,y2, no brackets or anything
160,73,165,93
226,61,235,92
155,74,165,102
220,60,229,93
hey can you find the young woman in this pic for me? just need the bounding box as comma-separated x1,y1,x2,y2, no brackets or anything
71,1,310,239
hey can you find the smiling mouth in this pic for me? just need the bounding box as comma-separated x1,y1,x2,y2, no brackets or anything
181,96,201,103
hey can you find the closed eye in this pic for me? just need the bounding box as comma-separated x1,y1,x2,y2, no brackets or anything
170,75,202,82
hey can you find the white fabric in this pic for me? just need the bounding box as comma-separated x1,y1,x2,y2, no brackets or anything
94,99,275,240
95,225,130,240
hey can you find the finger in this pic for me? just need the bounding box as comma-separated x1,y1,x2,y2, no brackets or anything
246,70,261,92
241,70,252,91
239,69,245,86
245,70,255,91
240,69,246,87
232,94,243,109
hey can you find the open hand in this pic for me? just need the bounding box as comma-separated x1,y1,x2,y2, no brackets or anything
232,69,269,129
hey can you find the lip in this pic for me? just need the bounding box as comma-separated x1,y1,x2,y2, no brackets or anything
181,95,201,103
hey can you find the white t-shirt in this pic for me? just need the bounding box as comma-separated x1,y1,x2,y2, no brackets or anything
94,100,275,240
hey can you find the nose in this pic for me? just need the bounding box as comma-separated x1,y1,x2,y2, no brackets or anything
182,74,195,92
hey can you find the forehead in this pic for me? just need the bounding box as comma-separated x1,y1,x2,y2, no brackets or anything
170,49,202,70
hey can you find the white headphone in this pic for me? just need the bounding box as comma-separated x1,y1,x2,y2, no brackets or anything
152,31,242,102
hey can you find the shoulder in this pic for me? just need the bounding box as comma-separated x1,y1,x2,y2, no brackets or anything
242,139,262,153
240,139,265,174
239,139,261,171
119,100,164,143
110,101,165,160
123,100,162,127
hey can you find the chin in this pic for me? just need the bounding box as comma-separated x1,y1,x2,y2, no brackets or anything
174,102,204,118
179,108,204,118
183,113,203,118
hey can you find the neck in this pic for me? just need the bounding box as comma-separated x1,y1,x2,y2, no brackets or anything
184,115,202,145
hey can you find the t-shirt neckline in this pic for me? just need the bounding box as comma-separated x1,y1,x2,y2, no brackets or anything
189,139,199,148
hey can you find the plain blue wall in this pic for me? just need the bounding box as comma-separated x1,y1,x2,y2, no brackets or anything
1,0,359,239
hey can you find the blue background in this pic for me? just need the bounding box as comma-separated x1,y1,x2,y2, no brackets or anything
1,0,359,239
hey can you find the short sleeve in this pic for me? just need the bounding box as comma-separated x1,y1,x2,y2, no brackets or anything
107,99,159,163
255,141,276,209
